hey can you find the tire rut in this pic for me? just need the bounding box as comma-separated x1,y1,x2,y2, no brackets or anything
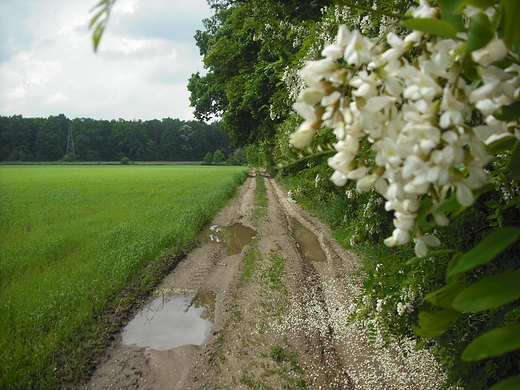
81,170,450,390
262,171,354,389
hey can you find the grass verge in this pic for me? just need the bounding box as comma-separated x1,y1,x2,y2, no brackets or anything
0,165,248,389
252,170,268,220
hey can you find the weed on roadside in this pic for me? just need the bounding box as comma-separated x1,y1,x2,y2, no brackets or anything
261,253,285,290
253,171,268,220
241,238,261,283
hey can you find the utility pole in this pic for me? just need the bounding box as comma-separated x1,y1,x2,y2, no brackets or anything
66,122,76,161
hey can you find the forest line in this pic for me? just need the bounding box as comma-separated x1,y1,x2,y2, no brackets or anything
0,114,238,163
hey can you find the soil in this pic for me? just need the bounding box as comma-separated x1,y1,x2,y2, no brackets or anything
79,170,448,390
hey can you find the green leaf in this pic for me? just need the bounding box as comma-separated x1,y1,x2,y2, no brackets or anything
463,62,480,81
88,8,106,29
427,249,457,258
89,0,109,11
447,252,464,283
493,101,520,122
406,249,456,265
489,374,520,390
406,257,420,265
425,283,467,309
466,13,494,53
435,195,463,215
499,0,520,50
414,340,428,351
486,135,517,154
448,227,520,277
440,8,466,33
504,195,520,211
412,309,460,338
452,269,520,312
438,0,463,13
400,18,459,39
411,197,433,239
485,200,500,208
92,24,104,52
461,323,520,361
89,0,116,52
510,143,520,181
462,0,498,8
512,30,520,55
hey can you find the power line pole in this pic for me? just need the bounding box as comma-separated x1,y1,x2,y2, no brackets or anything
66,122,76,161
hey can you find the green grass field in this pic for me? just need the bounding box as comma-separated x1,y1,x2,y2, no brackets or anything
0,165,248,389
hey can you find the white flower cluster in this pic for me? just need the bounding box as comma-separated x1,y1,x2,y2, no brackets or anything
397,285,420,316
290,1,520,257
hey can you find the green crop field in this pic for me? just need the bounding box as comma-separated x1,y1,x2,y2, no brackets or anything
0,164,248,389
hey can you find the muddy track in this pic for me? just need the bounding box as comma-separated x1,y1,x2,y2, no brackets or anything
80,170,447,390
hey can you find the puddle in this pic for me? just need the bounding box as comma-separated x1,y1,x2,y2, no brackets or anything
200,223,256,255
291,218,327,262
122,291,216,351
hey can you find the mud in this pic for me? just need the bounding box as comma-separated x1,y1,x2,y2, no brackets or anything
80,170,448,390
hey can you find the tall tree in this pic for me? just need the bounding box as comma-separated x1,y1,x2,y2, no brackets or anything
188,0,329,146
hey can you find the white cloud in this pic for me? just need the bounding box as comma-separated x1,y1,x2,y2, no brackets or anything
6,85,26,101
45,92,69,105
0,0,211,121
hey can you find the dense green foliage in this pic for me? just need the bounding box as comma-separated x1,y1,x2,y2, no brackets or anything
0,114,234,162
0,165,248,388
188,0,331,146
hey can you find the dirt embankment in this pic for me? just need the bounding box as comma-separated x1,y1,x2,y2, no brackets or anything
80,170,447,390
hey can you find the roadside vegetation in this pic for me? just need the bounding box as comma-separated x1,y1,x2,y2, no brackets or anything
252,170,268,220
0,165,248,389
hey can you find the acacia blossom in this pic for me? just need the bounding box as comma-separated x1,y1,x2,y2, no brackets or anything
290,4,520,257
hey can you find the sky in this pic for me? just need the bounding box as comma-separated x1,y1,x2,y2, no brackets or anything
0,0,212,121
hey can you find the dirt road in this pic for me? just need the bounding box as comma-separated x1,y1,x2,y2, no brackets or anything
81,170,447,389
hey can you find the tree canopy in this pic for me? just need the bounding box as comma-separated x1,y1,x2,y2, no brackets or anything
188,0,330,146
0,115,233,162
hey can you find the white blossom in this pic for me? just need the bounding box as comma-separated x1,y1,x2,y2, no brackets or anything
472,39,508,67
414,234,441,258
344,30,373,67
412,0,438,19
439,87,465,128
290,123,315,149
300,89,325,105
290,14,520,257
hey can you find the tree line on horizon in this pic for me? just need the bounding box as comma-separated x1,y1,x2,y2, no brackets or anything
0,114,238,163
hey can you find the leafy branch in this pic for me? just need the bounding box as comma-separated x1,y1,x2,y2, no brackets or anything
333,0,408,19
89,0,118,51
277,144,336,169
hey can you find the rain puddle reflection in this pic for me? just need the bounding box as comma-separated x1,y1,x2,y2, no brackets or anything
291,218,327,262
122,291,216,350
200,223,256,255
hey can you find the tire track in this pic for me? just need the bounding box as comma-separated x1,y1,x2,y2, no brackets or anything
262,171,354,389
82,171,449,390
264,172,449,390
